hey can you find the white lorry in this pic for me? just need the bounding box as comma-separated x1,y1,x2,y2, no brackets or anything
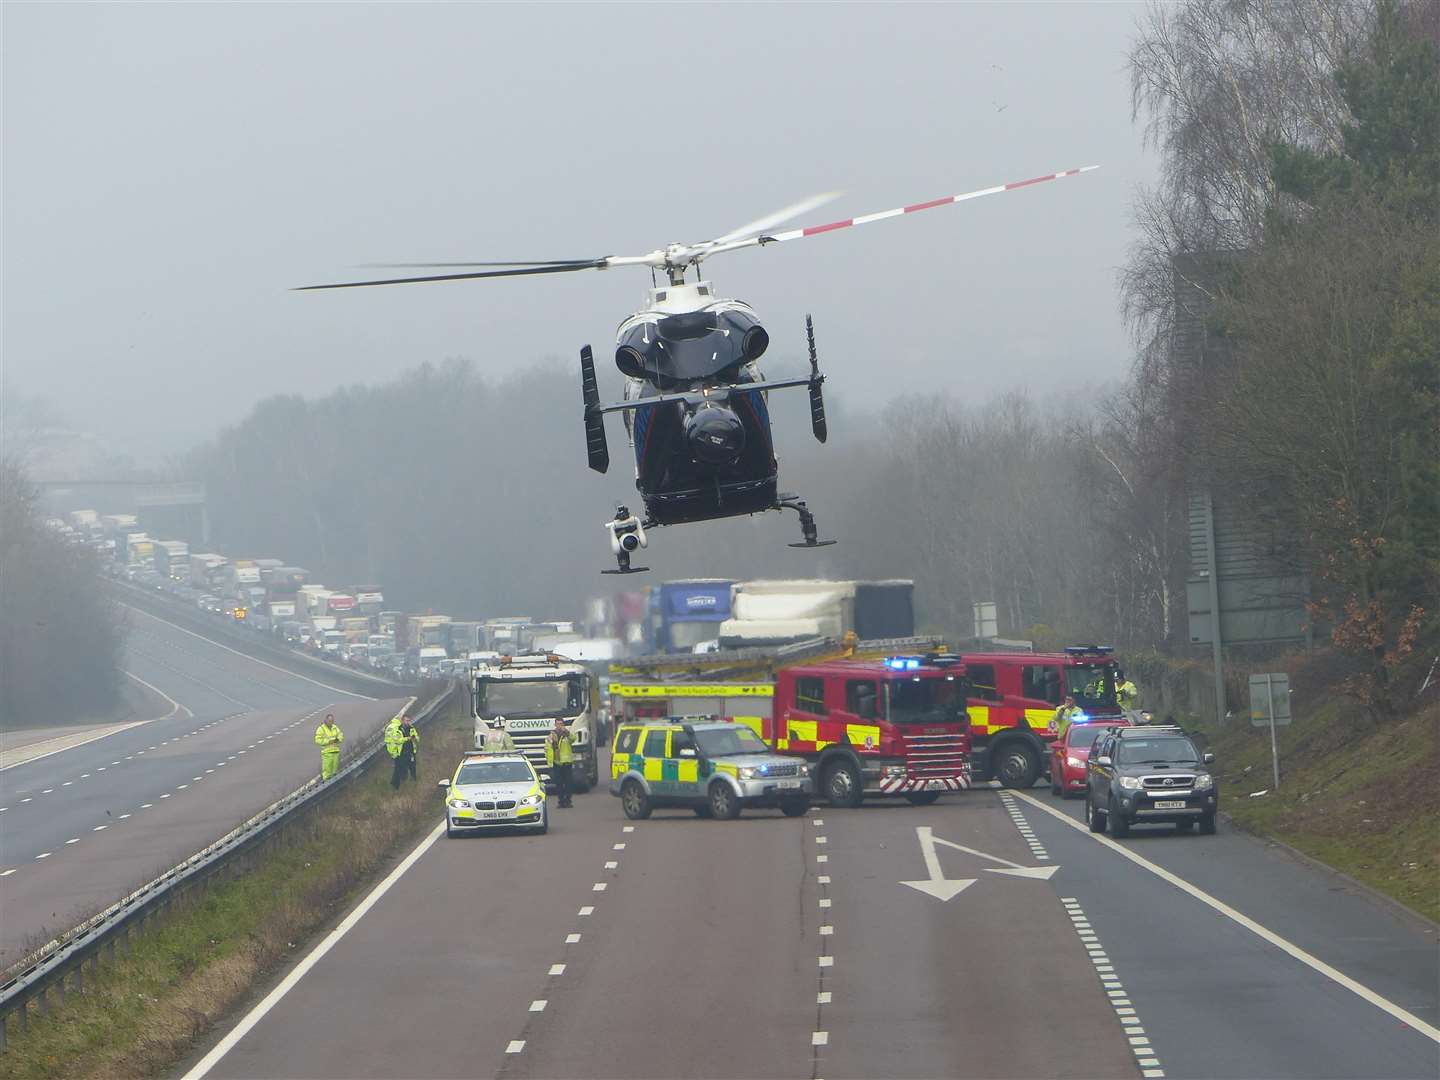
470,653,600,793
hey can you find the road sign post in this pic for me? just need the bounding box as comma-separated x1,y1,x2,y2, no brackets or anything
1248,673,1291,790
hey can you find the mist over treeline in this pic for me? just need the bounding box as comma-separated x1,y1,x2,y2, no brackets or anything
189,357,1154,646
0,462,124,724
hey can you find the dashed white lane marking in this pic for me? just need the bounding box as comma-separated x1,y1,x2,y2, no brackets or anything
622,825,634,833
119,813,131,819
565,933,581,944
20,798,31,803
81,773,90,778
1,868,17,877
177,784,189,790
816,854,828,863
42,789,53,794
578,906,594,917
812,1031,829,1046
819,898,832,909
93,825,107,831
65,838,79,845
140,803,153,809
818,875,830,884
817,991,831,1004
34,853,51,860
613,843,626,850
529,1000,547,1012
815,835,828,844
1019,792,1440,1045
819,925,834,935
592,882,607,892
818,956,834,968
604,860,618,869
1061,898,1164,1076
998,791,1050,860
505,1041,525,1054
813,818,824,826
61,781,72,787
548,964,565,976
160,793,172,799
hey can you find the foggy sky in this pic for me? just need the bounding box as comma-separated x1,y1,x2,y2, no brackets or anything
3,2,1156,466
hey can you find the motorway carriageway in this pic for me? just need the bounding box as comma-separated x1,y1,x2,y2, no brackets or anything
0,603,406,969
185,760,1438,1080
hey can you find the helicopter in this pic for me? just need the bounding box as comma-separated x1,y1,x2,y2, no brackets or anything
298,165,1096,573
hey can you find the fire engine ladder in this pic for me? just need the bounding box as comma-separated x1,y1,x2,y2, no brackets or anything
611,634,950,681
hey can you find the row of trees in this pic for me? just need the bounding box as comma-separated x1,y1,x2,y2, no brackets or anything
1120,0,1438,713
193,0,1436,716
0,462,124,725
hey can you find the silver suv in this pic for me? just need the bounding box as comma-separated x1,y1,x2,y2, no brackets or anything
610,720,813,820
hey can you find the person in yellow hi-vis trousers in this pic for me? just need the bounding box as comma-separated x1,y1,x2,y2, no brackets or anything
315,713,344,780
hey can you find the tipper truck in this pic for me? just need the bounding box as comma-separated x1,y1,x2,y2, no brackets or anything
471,653,601,793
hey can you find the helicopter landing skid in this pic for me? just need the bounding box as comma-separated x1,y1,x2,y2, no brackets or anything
778,494,836,549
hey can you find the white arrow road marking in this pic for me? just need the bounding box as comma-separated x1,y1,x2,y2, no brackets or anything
901,826,1058,900
900,826,978,901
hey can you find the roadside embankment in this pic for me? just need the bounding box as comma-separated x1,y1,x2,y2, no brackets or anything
0,693,470,1080
1195,693,1439,925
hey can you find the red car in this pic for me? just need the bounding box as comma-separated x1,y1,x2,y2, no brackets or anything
1050,719,1129,798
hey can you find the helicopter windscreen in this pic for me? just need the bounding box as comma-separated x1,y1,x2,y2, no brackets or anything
616,309,768,385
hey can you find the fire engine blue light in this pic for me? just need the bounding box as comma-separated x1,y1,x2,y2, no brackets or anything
1074,711,1090,724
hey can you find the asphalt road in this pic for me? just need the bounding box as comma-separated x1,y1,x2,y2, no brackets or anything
186,762,1440,1080
0,604,405,967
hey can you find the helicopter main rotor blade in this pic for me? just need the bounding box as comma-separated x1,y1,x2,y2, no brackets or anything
708,191,842,247
294,260,610,291
703,165,1099,258
359,260,609,269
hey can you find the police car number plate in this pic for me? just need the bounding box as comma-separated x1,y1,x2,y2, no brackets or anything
1153,800,1186,809
480,810,511,820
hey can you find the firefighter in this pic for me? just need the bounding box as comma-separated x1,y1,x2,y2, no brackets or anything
480,721,517,754
315,713,344,781
1053,694,1083,741
546,719,576,808
1116,670,1140,708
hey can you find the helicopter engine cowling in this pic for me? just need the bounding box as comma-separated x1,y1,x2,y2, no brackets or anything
683,402,746,466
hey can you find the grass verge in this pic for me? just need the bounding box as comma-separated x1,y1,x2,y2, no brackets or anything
1194,694,1439,924
0,694,470,1080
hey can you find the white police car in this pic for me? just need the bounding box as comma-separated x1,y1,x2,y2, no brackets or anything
438,752,548,837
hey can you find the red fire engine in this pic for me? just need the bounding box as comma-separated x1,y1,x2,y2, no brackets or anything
958,645,1124,788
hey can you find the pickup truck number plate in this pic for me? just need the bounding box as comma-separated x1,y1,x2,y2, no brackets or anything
778,779,802,789
1152,800,1186,809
